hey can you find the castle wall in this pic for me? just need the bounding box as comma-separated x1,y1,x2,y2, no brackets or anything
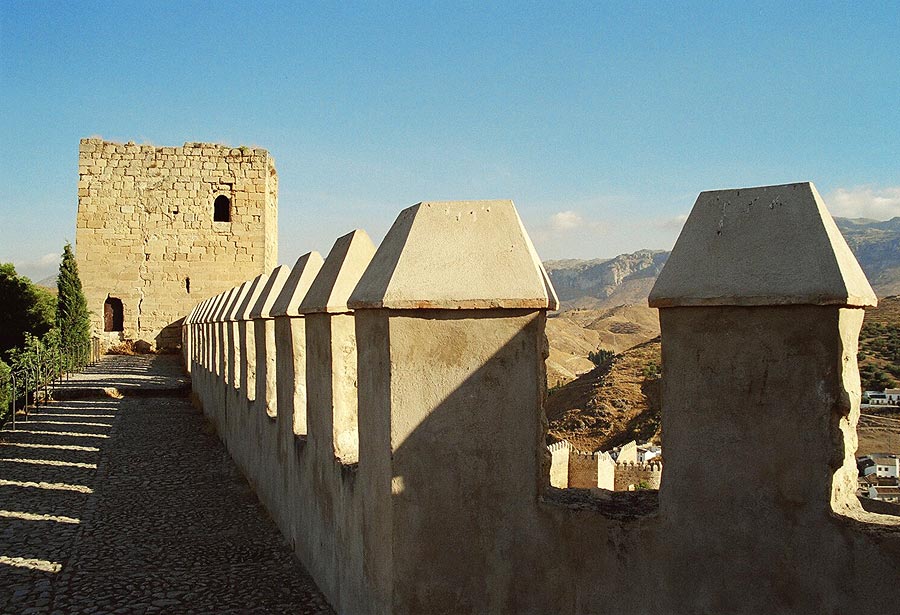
185,188,900,614
568,449,598,488
548,441,569,488
614,461,662,491
76,139,277,350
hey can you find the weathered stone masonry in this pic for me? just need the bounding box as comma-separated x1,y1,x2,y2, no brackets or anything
76,139,277,350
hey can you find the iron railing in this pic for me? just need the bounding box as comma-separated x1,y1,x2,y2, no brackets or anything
0,336,102,430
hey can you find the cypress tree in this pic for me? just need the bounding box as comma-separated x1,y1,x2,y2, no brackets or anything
56,243,91,354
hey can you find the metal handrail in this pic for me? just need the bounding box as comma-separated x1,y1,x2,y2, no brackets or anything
1,336,102,430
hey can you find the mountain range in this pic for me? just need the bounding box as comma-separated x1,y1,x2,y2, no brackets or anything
545,217,900,312
542,217,900,386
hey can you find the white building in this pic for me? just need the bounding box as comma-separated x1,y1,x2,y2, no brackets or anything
636,444,662,463
865,391,888,405
869,455,900,479
885,389,900,404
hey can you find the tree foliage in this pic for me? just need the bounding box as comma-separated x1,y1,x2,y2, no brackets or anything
858,319,900,391
56,243,91,351
588,348,615,367
0,358,10,419
0,262,55,359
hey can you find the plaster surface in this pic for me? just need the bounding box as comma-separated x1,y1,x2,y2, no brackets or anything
649,182,877,308
349,201,558,310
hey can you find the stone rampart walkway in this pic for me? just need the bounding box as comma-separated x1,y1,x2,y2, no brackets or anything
0,355,333,614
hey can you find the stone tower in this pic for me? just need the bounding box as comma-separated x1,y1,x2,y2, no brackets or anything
75,138,277,350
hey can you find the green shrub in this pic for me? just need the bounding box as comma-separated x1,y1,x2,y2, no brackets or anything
0,358,10,423
588,348,615,367
642,361,661,379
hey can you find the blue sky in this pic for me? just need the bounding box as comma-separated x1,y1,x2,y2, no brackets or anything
2,1,899,281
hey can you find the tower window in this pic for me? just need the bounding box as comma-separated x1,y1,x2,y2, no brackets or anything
214,195,231,222
185,277,191,294
104,297,124,332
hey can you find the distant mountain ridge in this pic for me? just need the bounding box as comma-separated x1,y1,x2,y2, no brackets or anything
544,217,900,309
834,217,900,296
544,250,668,310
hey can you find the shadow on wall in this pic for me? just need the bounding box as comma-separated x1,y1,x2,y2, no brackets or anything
356,310,575,613
154,318,185,354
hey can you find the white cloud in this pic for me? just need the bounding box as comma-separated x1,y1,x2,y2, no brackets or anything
654,213,689,231
549,210,584,232
825,186,900,220
11,252,59,282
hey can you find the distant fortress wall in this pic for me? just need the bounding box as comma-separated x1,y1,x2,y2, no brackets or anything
76,139,277,351
185,184,900,614
547,440,570,488
545,440,662,491
614,460,662,491
568,448,600,489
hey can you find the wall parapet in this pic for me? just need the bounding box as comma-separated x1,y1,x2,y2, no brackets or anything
184,185,900,614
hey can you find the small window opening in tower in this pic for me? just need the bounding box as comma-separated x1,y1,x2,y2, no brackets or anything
104,297,124,332
185,277,191,294
214,195,231,222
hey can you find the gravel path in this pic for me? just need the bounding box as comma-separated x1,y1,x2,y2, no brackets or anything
1,355,333,614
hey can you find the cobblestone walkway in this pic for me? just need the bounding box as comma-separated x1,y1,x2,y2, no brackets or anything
1,355,333,614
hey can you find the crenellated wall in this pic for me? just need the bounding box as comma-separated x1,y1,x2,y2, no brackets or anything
545,440,662,491
567,449,599,489
614,461,662,491
184,186,900,615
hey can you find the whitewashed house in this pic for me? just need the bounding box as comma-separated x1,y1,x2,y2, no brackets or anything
865,391,888,405
870,455,900,479
885,389,900,404
637,444,662,463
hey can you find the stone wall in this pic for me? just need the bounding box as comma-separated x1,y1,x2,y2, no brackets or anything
76,139,277,350
568,449,599,488
185,185,900,614
614,461,662,491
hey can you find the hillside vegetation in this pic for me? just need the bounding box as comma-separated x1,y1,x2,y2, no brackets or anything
859,296,900,391
546,338,661,452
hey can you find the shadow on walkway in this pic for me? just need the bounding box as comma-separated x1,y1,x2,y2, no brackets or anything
0,355,333,614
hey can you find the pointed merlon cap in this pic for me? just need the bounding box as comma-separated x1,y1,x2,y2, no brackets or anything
224,281,251,322
250,265,291,320
198,296,219,324
348,200,558,310
185,304,198,326
298,230,377,314
236,274,266,321
270,252,325,317
210,292,229,322
648,182,877,308
212,287,237,323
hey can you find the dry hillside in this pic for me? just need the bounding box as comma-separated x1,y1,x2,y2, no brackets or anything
546,303,659,386
546,337,661,452
543,299,900,456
